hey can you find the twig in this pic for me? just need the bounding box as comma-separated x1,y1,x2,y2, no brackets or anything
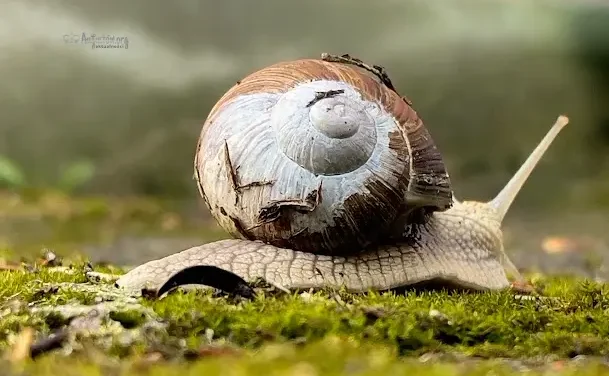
30,329,69,359
306,89,344,107
321,53,397,92
320,53,412,105
224,140,275,204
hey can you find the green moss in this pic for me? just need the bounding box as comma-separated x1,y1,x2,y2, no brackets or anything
141,278,609,359
109,310,149,329
3,265,609,374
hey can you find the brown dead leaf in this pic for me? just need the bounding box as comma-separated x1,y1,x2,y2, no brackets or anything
541,236,579,254
8,327,34,362
550,360,566,371
161,213,182,231
198,345,242,357
183,345,242,361
510,280,538,295
144,352,165,362
38,249,61,267
0,258,23,271
141,351,165,364
129,352,168,373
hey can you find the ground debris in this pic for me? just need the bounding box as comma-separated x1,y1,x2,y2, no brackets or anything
17,285,169,359
29,329,69,359
85,271,121,284
7,327,34,363
31,285,60,301
39,249,61,267
417,351,609,374
30,281,141,305
40,266,77,275
30,300,157,323
429,309,452,325
0,297,26,319
510,279,542,295
0,258,23,271
183,344,243,360
247,277,290,296
361,305,389,322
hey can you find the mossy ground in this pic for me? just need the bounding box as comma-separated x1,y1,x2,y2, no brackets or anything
3,263,609,374
2,192,609,375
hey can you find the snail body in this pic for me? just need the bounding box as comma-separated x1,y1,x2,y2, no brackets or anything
116,54,570,294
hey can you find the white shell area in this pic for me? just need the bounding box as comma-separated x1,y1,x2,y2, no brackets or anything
271,82,377,175
196,79,410,252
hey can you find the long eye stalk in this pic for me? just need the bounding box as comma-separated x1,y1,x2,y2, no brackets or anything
489,115,570,222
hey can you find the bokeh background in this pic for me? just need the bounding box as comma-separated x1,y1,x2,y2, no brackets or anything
1,0,609,278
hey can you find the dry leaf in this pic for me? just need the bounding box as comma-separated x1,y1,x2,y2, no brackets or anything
38,249,60,267
8,327,34,362
510,280,538,295
0,258,23,271
541,236,578,254
550,360,566,371
197,345,242,358
161,213,181,231
129,353,164,373
183,345,242,360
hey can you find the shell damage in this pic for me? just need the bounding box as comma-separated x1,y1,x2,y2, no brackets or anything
193,54,453,255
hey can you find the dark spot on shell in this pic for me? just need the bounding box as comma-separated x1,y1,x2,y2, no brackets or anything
220,207,227,216
306,89,344,107
250,178,406,256
388,129,409,158
257,184,322,224
230,216,255,240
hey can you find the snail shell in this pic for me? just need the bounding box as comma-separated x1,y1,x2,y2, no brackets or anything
194,54,453,255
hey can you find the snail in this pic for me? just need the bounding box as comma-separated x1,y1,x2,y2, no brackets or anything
115,53,570,296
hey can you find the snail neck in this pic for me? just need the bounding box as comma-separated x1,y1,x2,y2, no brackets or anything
431,200,521,281
425,115,570,281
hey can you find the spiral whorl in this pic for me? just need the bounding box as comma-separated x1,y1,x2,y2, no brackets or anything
194,55,452,255
271,80,377,175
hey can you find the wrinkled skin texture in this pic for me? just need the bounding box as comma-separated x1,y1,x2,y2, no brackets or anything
115,201,512,294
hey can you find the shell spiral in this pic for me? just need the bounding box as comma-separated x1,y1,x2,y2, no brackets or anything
194,57,453,255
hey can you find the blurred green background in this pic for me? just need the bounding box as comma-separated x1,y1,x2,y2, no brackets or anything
1,0,608,272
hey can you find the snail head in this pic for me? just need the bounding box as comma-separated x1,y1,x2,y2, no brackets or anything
453,115,570,280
